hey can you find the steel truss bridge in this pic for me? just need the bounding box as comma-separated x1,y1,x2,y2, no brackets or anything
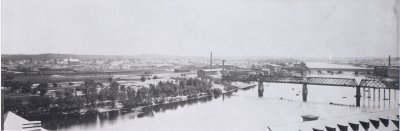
222,74,399,89
222,74,398,107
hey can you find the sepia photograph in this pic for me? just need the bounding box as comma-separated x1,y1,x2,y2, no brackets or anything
1,0,399,130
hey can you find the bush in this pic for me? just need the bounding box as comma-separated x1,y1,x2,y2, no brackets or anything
213,88,222,95
140,76,147,82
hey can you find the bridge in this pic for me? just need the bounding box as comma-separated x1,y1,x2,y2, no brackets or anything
308,67,373,75
222,74,398,107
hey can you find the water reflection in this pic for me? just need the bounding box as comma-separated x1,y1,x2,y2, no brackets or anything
41,95,216,130
258,87,264,98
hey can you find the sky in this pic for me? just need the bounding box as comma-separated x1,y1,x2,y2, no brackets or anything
1,0,399,58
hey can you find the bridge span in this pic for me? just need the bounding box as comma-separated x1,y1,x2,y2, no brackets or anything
308,67,373,75
222,74,398,107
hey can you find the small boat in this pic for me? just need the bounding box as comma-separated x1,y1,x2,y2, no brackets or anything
301,115,319,122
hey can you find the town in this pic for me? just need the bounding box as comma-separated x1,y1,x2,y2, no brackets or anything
2,53,399,127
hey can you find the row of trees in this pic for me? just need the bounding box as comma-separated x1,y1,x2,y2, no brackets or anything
4,77,223,117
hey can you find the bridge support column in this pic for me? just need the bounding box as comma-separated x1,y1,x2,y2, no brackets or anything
258,81,264,98
384,89,386,100
363,87,366,100
378,88,381,107
258,81,264,89
302,83,308,102
373,88,376,101
368,87,371,98
356,86,361,107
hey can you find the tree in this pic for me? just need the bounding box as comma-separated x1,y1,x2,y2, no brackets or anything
84,79,98,106
136,87,151,105
149,84,160,97
98,88,108,105
153,75,158,79
21,81,33,93
120,85,126,93
37,83,48,97
109,81,120,108
122,87,137,108
140,76,147,82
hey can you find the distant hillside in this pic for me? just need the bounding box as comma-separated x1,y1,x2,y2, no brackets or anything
1,53,209,61
1,54,135,60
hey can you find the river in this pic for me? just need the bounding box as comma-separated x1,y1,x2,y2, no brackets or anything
39,63,399,131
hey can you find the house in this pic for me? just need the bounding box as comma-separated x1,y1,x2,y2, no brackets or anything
263,64,282,73
63,59,80,65
174,68,190,73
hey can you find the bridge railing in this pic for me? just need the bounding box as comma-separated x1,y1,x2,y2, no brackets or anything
359,79,399,89
258,75,303,84
305,77,358,87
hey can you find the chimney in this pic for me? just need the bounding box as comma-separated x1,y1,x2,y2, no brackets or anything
389,55,391,67
210,51,212,70
222,60,225,72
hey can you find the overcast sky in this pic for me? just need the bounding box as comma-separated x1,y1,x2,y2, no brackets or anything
1,0,399,58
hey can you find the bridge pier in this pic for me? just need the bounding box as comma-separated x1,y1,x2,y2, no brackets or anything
368,87,371,98
384,89,386,100
363,87,366,100
373,88,376,101
258,81,264,98
258,81,264,89
356,86,361,107
302,83,308,102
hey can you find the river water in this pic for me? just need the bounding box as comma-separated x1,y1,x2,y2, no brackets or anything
40,63,399,131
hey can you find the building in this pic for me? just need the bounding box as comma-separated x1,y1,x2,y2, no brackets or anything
387,67,399,79
263,64,282,73
174,68,190,73
63,59,80,65
374,66,388,77
373,66,399,79
228,70,256,75
197,69,222,79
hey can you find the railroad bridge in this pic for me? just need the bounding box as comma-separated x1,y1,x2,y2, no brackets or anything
222,74,399,107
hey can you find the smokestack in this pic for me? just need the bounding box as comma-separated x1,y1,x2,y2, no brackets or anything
389,55,391,67
210,51,212,70
222,60,225,72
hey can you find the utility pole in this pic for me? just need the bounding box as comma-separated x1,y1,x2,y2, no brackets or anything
210,51,212,70
222,60,225,74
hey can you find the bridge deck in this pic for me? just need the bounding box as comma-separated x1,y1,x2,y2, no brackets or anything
222,74,398,89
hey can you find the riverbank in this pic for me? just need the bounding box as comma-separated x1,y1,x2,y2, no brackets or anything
76,83,257,117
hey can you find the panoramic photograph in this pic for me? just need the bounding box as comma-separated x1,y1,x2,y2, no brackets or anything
1,0,399,130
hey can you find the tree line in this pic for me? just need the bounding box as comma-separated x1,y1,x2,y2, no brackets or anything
3,77,223,117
